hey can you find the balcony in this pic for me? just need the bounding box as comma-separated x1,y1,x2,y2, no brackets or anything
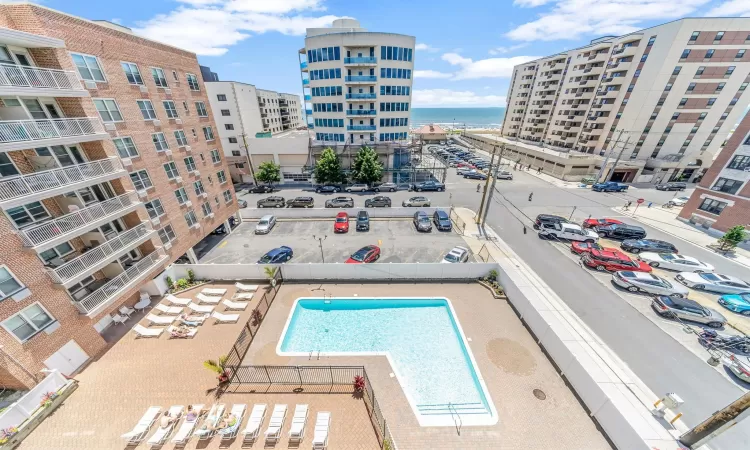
305,109,313,115
47,222,156,286
302,79,309,85
347,125,377,131
0,64,88,97
74,248,168,317
0,117,109,153
346,93,377,100
346,109,377,116
304,94,311,101
344,57,377,65
17,192,142,251
345,76,377,84
300,61,308,70
0,157,125,209
613,46,638,57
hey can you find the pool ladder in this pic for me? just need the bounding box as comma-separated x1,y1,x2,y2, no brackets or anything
308,350,321,360
448,402,462,436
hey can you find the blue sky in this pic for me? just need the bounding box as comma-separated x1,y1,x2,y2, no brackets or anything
46,0,749,107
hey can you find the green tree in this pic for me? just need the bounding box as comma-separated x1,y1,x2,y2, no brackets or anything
352,146,383,185
314,147,345,184
255,161,281,184
717,225,747,251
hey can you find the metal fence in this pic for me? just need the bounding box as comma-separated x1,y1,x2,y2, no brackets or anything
449,206,467,235
477,244,495,263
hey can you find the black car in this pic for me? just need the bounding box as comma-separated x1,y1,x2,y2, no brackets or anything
413,211,432,232
595,224,647,240
464,171,488,180
621,239,679,254
325,196,354,208
286,196,315,208
315,185,341,193
656,182,687,191
356,210,370,231
433,210,452,231
257,196,285,208
247,184,275,194
409,181,445,192
534,214,569,230
364,196,392,207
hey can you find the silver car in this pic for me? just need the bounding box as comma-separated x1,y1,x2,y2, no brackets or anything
345,184,369,192
402,196,431,207
496,171,513,180
255,215,276,234
675,272,750,294
612,270,690,297
442,246,469,263
651,295,726,328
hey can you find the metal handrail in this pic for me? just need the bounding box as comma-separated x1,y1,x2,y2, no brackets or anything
0,63,82,90
0,117,104,144
448,402,462,435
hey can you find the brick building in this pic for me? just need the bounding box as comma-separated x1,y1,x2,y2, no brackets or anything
0,4,238,389
678,112,750,234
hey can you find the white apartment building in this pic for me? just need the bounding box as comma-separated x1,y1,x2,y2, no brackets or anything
502,18,750,183
299,19,415,146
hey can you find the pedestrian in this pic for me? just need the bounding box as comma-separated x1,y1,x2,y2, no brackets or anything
537,167,542,174
647,202,653,208
527,163,531,171
624,200,631,210
528,192,533,202
476,183,480,193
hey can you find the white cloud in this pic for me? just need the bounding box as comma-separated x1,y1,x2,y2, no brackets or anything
133,0,346,56
415,43,439,52
513,0,554,6
110,18,122,24
488,43,528,55
441,53,540,79
506,0,711,41
706,0,750,16
414,69,453,79
412,89,506,107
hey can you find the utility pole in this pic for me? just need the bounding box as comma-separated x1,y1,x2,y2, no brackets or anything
595,129,625,182
606,135,631,182
476,148,497,224
239,133,258,184
313,235,327,263
680,392,750,448
481,145,505,228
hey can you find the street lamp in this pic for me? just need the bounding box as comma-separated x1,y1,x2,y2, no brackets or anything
313,234,327,263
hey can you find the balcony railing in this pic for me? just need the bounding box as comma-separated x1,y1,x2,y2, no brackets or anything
306,109,313,115
346,110,377,116
0,157,124,206
346,93,377,100
17,192,141,248
0,64,83,91
74,248,167,316
47,222,154,285
300,62,308,69
302,79,309,85
304,94,311,101
0,117,105,146
345,76,377,83
344,57,377,65
347,125,377,131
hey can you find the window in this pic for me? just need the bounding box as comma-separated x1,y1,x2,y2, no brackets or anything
716,82,725,92
647,36,656,46
152,132,169,151
680,49,691,59
203,126,215,141
217,170,227,184
163,161,179,179
144,199,165,219
217,94,227,101
137,100,157,120
690,31,700,41
0,266,24,299
71,52,105,82
696,66,705,76
707,98,716,106
174,130,188,146
671,112,680,120
93,99,123,122
715,31,724,41
151,67,168,87
39,242,74,264
172,70,179,81
224,124,234,131
210,149,221,164
157,224,176,245
727,154,750,170
221,109,230,116
7,201,49,227
163,101,178,118
737,49,746,59
231,150,241,157
679,98,687,106
672,66,681,75
228,137,238,144
741,83,748,91
113,137,138,158
175,187,189,204
184,210,198,227
182,101,189,114
730,97,739,106
2,303,54,342
201,202,212,217
712,177,743,195
726,66,735,76
129,170,152,191
698,112,707,120
223,189,233,203
698,198,727,215
121,62,143,85
193,180,205,196
195,101,208,117
186,73,200,91
184,156,197,172
705,49,715,59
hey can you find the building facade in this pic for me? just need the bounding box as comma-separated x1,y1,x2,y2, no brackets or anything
0,4,238,389
502,18,750,183
678,112,750,234
299,19,415,146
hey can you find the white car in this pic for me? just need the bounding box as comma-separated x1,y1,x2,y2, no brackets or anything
675,272,750,294
538,223,599,243
496,171,513,180
639,252,714,272
442,246,470,263
254,215,276,234
612,271,690,297
669,196,690,206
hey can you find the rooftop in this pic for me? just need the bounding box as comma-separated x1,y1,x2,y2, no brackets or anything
412,124,447,135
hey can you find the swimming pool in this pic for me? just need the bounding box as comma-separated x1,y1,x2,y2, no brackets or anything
278,297,497,426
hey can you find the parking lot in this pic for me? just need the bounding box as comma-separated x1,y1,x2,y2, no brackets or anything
198,218,477,264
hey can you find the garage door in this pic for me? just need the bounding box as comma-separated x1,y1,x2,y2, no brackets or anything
44,340,89,376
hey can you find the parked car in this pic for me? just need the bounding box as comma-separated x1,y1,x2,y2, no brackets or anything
258,246,293,263
582,217,623,228
656,182,687,191
620,239,678,254
591,181,628,192
539,222,598,242
675,272,750,294
356,210,370,231
345,245,380,263
324,196,354,208
612,271,690,297
402,196,431,207
257,196,285,208
364,196,392,208
442,246,470,263
638,253,714,272
718,294,750,316
237,199,248,208
497,171,513,180
725,354,750,382
433,210,452,231
570,241,606,255
581,249,652,273
254,215,276,234
652,295,726,328
668,196,690,207
413,211,432,232
374,182,398,192
595,223,647,240
315,185,341,193
287,196,315,208
409,181,445,192
247,184,275,194
345,184,369,193
333,212,349,233
464,171,488,180
534,214,569,230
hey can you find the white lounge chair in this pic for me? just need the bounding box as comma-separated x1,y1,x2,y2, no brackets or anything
212,311,240,324
264,404,287,444
194,403,225,440
119,305,135,317
166,294,191,306
241,404,267,444
111,313,129,325
196,293,221,304
168,325,198,339
222,299,248,311
178,313,210,326
146,313,176,326
120,406,161,444
219,403,246,441
313,411,330,449
201,287,227,296
234,282,258,292
289,404,309,443
154,303,183,315
147,405,184,445
171,404,204,445
133,324,165,338
232,292,255,300
188,302,214,313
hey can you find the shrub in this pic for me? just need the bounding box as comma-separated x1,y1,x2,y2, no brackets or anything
251,308,263,326
353,375,365,392
487,269,498,281
187,269,196,284
166,276,174,290
175,278,189,290
717,225,747,252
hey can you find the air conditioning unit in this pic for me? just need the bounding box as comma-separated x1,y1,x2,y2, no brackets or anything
104,123,117,131
164,149,172,157
150,217,160,226
200,192,208,199
206,213,215,219
192,170,200,176
152,120,162,127
191,223,201,229
163,241,172,250
164,88,172,95
183,200,192,208
121,157,133,167
174,118,182,125
173,176,183,184
84,80,97,90
137,190,148,199
139,85,148,94
183,145,192,152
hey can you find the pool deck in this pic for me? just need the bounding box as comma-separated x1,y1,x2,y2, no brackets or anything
243,283,612,450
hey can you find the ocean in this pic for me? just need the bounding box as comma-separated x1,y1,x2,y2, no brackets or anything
410,107,506,129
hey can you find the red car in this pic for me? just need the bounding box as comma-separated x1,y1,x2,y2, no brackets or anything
582,218,623,228
346,245,381,264
581,249,653,273
334,212,349,233
571,242,604,255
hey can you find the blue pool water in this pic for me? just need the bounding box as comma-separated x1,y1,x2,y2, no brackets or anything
279,298,494,424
